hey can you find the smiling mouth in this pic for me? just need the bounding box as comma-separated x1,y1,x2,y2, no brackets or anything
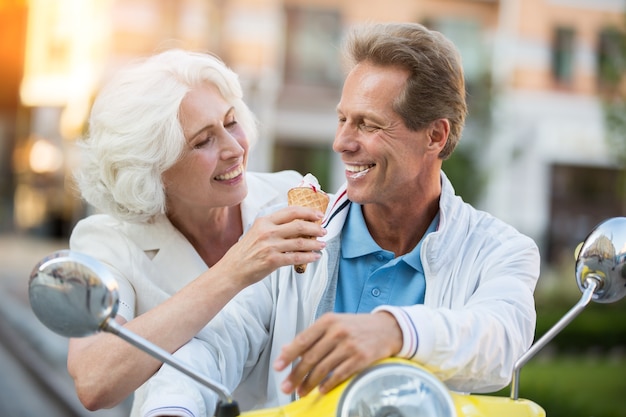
214,165,244,181
346,164,375,178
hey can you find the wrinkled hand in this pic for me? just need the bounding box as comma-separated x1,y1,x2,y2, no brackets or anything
274,312,403,397
215,206,326,288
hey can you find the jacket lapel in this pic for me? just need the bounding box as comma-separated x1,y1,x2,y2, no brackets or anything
131,215,208,293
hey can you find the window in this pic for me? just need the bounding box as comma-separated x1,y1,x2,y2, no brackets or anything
283,6,343,87
547,164,625,263
552,26,576,85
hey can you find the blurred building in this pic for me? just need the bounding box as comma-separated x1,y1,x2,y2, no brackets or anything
1,0,625,262
0,0,28,232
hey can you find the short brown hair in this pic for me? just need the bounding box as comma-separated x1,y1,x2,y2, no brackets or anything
343,22,467,159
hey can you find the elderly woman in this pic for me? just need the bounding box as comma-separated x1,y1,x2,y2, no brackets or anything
66,49,326,412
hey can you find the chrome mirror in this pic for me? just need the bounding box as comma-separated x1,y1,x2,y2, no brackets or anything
29,250,119,337
512,216,626,400
575,217,626,303
28,250,239,415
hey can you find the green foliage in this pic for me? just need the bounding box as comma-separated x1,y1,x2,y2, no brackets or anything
494,356,626,417
605,100,626,167
601,23,626,203
491,272,626,417
535,302,626,352
534,255,626,352
442,149,486,204
443,71,494,205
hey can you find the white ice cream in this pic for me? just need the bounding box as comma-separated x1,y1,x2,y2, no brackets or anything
296,173,324,192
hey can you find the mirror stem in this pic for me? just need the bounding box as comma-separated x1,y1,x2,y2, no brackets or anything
104,319,237,407
510,276,600,400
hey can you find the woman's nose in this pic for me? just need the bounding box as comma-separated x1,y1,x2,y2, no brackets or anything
220,131,246,159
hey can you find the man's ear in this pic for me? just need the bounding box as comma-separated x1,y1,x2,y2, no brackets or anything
427,119,450,153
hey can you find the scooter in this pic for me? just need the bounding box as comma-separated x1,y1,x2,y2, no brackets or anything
27,217,626,417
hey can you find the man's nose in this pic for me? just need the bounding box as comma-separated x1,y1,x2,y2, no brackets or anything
333,123,358,153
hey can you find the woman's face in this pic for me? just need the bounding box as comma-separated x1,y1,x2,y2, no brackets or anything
163,82,249,213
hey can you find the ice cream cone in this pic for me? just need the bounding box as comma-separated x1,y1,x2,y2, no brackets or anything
288,187,330,217
288,184,329,273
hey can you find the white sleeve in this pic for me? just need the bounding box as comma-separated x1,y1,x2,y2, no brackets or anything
139,279,274,416
112,273,135,321
141,392,202,417
140,339,214,417
69,216,137,321
376,234,539,394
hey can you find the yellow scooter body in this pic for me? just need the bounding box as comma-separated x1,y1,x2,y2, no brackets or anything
241,358,545,417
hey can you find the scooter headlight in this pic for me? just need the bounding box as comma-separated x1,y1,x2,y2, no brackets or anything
337,362,456,417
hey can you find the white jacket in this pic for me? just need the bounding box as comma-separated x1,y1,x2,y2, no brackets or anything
67,171,304,417
140,171,540,417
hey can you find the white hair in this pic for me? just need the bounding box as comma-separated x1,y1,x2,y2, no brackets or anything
75,49,257,222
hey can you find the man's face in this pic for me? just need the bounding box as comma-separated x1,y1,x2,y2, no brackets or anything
333,62,435,206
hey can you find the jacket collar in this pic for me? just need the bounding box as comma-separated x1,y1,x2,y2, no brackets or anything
120,215,208,288
321,184,350,242
122,172,290,280
422,170,468,275
322,171,459,243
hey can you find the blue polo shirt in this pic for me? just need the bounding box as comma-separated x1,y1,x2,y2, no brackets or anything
334,203,439,313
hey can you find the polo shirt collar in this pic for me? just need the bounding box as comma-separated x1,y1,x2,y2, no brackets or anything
341,203,382,259
341,203,440,270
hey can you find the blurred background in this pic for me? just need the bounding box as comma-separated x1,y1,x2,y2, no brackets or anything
0,0,625,416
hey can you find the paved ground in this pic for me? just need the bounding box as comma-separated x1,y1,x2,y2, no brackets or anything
0,232,131,417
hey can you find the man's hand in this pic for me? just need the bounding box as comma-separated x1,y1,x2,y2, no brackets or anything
273,311,403,397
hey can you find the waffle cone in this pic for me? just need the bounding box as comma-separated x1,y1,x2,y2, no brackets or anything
288,187,329,273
